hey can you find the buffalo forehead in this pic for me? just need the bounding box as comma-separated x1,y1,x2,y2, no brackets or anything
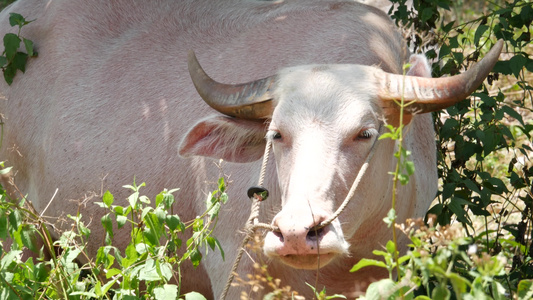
272,64,380,123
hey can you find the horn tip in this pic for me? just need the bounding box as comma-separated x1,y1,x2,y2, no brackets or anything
492,39,504,56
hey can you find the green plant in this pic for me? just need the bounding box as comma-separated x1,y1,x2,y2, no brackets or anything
352,218,530,299
0,12,36,85
428,1,533,292
0,165,227,299
0,1,15,11
352,0,532,298
305,283,347,300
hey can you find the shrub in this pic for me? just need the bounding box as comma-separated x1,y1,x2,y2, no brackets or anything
350,0,533,299
0,165,227,299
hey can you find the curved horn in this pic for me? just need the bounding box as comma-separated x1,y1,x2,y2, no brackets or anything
378,39,504,114
187,51,276,119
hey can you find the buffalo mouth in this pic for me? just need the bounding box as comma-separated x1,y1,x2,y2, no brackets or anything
277,253,337,270
263,218,349,269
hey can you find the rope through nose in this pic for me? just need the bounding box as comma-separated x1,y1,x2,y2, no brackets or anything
313,140,378,230
220,125,381,299
220,139,274,300
313,125,382,230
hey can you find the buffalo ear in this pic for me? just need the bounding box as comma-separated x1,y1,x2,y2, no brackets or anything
405,54,432,78
179,116,267,163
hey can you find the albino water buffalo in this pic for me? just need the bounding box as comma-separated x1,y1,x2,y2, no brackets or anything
0,0,501,298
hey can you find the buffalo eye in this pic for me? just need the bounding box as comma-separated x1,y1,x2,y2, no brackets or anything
357,129,373,140
268,130,282,141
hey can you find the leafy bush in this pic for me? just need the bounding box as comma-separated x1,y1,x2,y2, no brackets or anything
0,13,37,85
0,162,227,299
0,0,14,11
349,0,533,299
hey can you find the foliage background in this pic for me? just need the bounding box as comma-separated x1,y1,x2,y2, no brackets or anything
0,1,13,11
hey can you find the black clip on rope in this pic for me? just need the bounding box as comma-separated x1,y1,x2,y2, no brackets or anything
247,186,269,201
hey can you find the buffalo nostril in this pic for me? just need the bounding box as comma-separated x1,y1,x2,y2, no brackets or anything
273,230,284,242
306,226,324,241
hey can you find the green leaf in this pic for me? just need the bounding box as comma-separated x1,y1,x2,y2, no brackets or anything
96,246,115,268
63,248,81,264
350,258,387,272
474,25,489,45
101,213,113,242
420,7,434,23
214,238,225,260
398,173,409,185
3,59,16,85
139,195,150,204
414,296,432,300
448,272,469,294
383,208,396,227
105,268,121,278
154,284,178,300
135,243,150,255
463,179,481,194
206,236,216,251
8,208,22,230
0,250,21,268
0,214,7,239
11,51,27,72
398,254,411,265
141,206,153,220
122,184,135,190
218,177,225,192
491,281,507,300
33,261,49,282
166,214,181,231
136,258,161,281
121,244,137,268
8,13,26,27
156,261,173,282
207,202,220,218
364,279,396,300
102,277,119,295
501,105,524,126
102,190,114,207
184,291,207,300
190,248,202,268
143,227,159,246
3,33,20,61
441,21,455,33
509,54,527,78
18,224,38,252
156,189,177,209
127,191,139,208
448,197,472,226
432,285,451,300
518,279,533,300
154,206,166,224
405,160,415,176
116,215,127,228
70,292,99,298
22,38,34,57
220,192,228,204
385,240,396,255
